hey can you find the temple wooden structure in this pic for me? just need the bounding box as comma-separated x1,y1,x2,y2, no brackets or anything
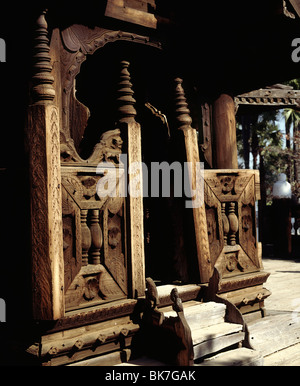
0,0,300,366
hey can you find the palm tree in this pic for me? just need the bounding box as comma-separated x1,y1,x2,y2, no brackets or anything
282,108,300,184
237,110,284,201
282,78,300,193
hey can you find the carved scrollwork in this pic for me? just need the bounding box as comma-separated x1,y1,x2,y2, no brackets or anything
205,174,252,201
65,264,126,310
60,24,162,164
61,128,124,165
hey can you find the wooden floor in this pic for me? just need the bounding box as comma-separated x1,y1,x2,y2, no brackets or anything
248,257,300,366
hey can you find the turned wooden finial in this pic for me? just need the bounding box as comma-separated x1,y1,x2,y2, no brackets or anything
116,61,137,123
31,10,55,104
174,78,192,130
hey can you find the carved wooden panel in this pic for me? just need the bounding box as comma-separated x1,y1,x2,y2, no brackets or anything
57,53,145,310
60,128,128,311
204,169,261,279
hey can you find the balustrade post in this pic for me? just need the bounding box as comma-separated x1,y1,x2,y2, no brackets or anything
90,209,103,265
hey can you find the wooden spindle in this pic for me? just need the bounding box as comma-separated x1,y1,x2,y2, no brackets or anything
81,210,91,266
222,202,229,245
228,202,239,246
89,209,102,265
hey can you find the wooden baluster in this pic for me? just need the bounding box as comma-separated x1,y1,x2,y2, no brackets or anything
222,202,229,245
90,209,102,265
81,210,91,266
228,202,239,246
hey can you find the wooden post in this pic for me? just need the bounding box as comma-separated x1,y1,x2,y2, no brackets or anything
117,61,145,298
174,78,211,283
212,94,238,169
28,11,64,320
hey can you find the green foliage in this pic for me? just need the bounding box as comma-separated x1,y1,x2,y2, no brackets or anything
237,79,300,203
237,110,288,204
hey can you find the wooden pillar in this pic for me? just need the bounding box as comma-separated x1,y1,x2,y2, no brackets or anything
117,61,145,298
174,78,211,283
28,11,64,320
212,94,238,169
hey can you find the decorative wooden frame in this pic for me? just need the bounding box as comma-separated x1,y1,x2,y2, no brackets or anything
174,80,266,291
28,11,163,320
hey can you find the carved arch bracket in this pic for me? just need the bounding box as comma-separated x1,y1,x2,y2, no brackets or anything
59,25,163,163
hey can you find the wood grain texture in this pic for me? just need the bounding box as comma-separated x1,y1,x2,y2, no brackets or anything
28,104,64,320
174,78,211,283
127,120,146,297
212,94,238,169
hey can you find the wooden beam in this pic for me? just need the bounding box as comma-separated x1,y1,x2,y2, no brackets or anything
105,0,158,29
235,86,300,108
289,0,300,17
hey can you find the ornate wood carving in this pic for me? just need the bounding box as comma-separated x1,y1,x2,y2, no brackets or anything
200,103,213,167
31,10,55,103
90,210,103,265
54,27,157,307
29,104,65,320
57,24,161,166
29,10,64,320
80,209,91,266
170,288,194,366
204,170,261,280
61,166,128,311
58,59,145,311
118,61,145,298
174,78,211,283
235,86,300,109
